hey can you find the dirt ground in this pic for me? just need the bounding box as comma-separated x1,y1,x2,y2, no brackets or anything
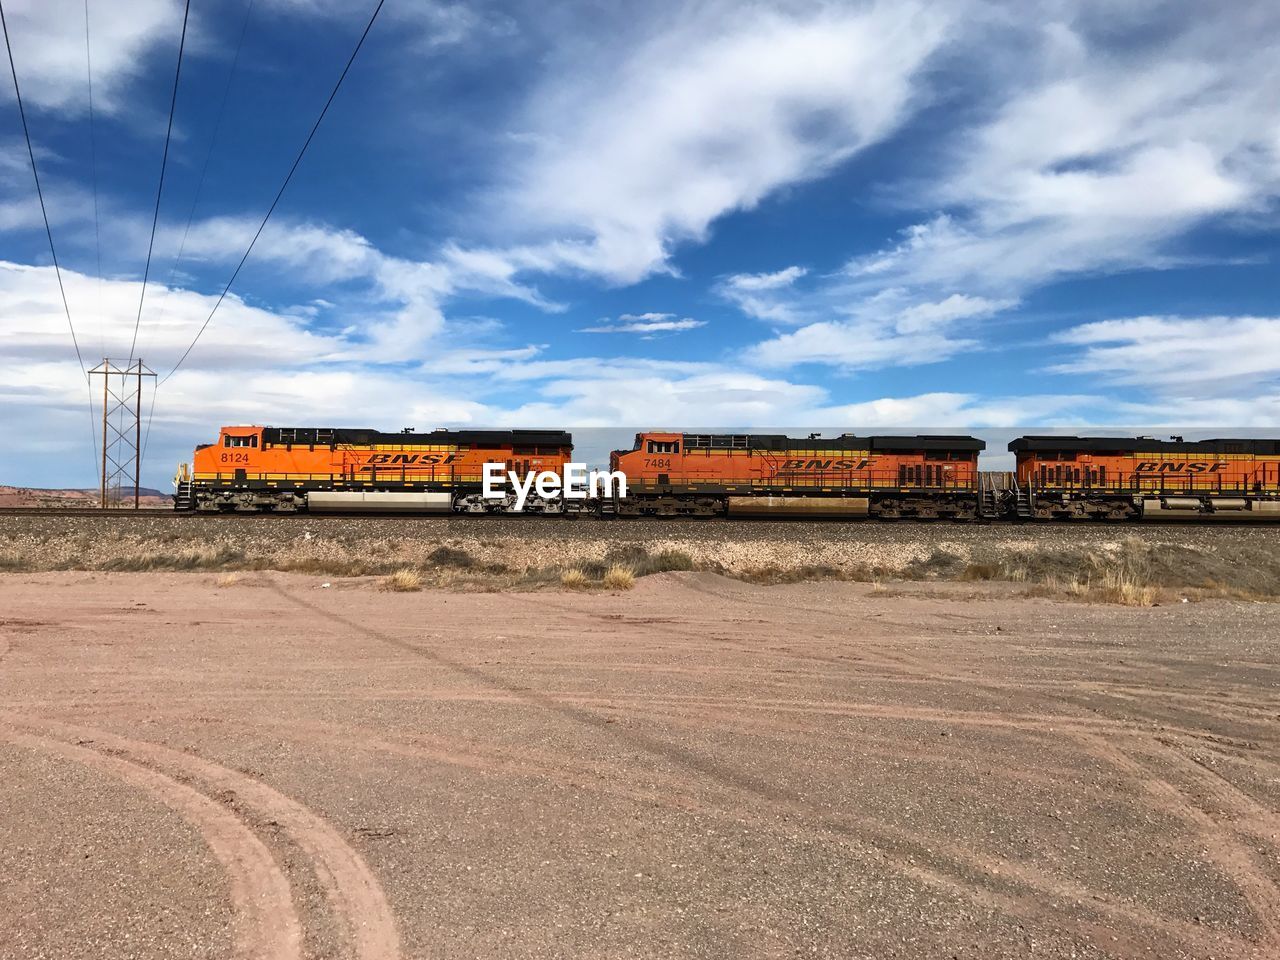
2,571,1278,960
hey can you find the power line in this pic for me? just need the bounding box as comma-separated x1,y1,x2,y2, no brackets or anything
141,0,256,362
2,0,99,488
128,0,191,362
84,0,104,484
84,0,104,360
140,0,257,468
1,0,88,376
161,0,387,385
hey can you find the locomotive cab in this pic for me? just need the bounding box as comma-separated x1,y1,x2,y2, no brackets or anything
215,427,265,477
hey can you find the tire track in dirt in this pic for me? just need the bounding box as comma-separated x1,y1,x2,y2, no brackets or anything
267,579,1246,960
1152,735,1280,846
514,593,945,682
264,717,1234,958
0,725,302,960
268,719,719,815
1,713,400,960
1074,732,1280,953
26,685,1276,765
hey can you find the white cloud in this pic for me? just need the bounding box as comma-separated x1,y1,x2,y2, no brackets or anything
579,313,705,335
0,259,350,371
722,266,807,293
894,293,1017,334
844,6,1280,297
815,391,1099,429
498,370,828,428
149,217,562,354
718,266,809,323
747,321,976,370
1,0,183,114
744,291,1010,369
497,1,951,282
1051,315,1280,393
256,0,510,49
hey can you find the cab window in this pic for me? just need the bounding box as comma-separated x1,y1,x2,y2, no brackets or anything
224,435,258,448
646,440,679,454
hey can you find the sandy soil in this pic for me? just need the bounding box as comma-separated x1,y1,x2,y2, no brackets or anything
1,571,1278,959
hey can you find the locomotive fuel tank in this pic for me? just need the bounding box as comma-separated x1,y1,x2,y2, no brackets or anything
726,496,869,517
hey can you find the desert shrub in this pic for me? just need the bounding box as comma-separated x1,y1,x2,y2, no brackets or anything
383,568,422,592
902,549,965,580
960,562,999,581
602,545,696,576
642,549,695,574
602,565,636,590
428,546,474,568
560,568,589,589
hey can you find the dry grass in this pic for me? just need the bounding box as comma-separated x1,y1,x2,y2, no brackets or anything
382,568,423,592
560,568,589,590
602,546,696,576
101,545,247,572
738,563,878,585
215,573,242,588
602,565,636,590
968,537,1179,606
1093,569,1158,607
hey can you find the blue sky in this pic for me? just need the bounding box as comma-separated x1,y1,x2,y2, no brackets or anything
2,0,1279,487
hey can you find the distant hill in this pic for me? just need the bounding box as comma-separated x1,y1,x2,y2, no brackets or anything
0,485,170,508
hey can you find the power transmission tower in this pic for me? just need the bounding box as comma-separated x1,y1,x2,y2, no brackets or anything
89,359,156,509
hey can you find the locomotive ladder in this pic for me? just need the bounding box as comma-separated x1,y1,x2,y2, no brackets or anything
1011,476,1034,519
979,473,1000,519
174,479,195,511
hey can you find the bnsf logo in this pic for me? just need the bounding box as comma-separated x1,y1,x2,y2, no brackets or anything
1134,461,1225,474
365,453,461,465
781,458,876,470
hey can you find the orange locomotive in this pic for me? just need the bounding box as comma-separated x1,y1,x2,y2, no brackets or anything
610,431,985,518
177,425,574,513
1010,436,1280,520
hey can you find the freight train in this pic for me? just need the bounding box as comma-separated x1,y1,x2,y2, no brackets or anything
174,425,1280,521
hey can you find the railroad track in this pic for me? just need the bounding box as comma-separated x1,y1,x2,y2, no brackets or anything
1,506,1277,526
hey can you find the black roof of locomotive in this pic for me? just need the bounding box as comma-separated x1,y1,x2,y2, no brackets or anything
1008,436,1280,455
677,433,985,452
261,427,573,448
869,435,986,452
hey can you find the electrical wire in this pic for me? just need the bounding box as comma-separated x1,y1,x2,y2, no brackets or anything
1,0,99,485
84,0,105,361
128,0,191,362
139,0,256,365
160,0,387,385
140,0,257,472
83,0,105,487
2,0,88,375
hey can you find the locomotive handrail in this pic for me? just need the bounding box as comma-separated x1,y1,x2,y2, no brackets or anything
1025,474,1259,494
